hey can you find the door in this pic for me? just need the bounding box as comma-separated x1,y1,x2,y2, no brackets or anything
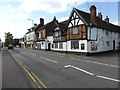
39,43,41,50
48,43,51,51
113,40,115,50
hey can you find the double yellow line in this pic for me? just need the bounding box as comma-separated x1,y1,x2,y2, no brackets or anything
9,51,47,88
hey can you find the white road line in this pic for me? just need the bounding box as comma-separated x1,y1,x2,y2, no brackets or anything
30,53,36,56
86,61,118,68
64,65,94,76
40,57,58,64
97,75,120,82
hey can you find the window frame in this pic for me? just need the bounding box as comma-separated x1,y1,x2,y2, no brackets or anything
71,26,79,35
71,40,79,49
54,43,58,48
59,42,63,49
54,31,59,37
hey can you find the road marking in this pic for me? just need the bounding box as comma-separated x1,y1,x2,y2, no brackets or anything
70,57,85,61
30,53,36,56
86,61,118,68
40,57,58,64
9,51,47,88
64,65,94,76
9,51,37,83
31,72,47,88
97,75,120,82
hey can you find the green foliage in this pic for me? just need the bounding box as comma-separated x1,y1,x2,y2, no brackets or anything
4,32,13,47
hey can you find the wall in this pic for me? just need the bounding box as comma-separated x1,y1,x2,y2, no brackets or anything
87,27,120,53
46,36,53,50
67,40,87,52
26,31,35,41
53,42,67,51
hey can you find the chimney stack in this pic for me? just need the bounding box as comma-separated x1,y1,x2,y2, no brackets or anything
90,5,97,23
40,18,44,26
98,12,102,19
105,16,109,23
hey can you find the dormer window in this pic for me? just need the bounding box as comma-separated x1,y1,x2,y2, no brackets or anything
72,27,78,35
55,31,59,37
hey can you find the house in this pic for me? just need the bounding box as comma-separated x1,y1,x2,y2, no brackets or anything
26,25,36,49
33,18,44,50
36,17,58,51
52,20,68,52
65,5,120,53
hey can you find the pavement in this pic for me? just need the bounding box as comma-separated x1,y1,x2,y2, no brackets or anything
2,48,37,88
5,48,119,88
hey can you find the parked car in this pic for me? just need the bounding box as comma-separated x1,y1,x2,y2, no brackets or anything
8,45,14,49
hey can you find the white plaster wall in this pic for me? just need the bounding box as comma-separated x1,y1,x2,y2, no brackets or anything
40,41,45,50
67,40,87,53
53,42,67,51
26,31,35,41
91,27,97,40
112,32,119,50
87,27,119,53
46,36,53,50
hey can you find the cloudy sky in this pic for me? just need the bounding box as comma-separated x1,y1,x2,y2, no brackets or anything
0,0,119,42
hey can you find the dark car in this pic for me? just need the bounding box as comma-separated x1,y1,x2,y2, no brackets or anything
8,45,14,49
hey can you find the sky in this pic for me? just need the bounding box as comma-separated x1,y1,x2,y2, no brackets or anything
0,0,119,42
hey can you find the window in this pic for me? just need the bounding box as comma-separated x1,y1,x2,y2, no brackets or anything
106,31,109,36
106,41,110,46
41,31,44,38
55,43,58,48
81,44,84,50
72,27,78,34
55,31,59,37
71,40,79,49
59,42,63,49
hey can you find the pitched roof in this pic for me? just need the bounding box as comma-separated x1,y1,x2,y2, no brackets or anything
38,18,57,36
74,8,120,33
58,20,68,30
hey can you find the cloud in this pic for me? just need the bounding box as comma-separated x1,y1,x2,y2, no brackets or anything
111,21,118,26
8,12,29,20
0,16,29,42
58,16,69,22
19,0,94,14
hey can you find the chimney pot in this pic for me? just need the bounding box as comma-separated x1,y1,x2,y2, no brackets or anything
98,12,102,19
40,18,44,26
34,23,37,27
105,16,109,23
90,5,97,23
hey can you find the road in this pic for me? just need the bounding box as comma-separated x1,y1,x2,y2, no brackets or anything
2,48,119,88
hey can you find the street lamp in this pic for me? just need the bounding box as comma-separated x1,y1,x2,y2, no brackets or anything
28,19,34,26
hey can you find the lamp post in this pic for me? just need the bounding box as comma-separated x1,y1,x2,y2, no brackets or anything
28,19,34,26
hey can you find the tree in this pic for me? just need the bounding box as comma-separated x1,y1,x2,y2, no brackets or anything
4,32,13,47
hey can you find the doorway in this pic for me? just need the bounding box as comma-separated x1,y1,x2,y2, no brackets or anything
48,43,51,51
113,40,115,50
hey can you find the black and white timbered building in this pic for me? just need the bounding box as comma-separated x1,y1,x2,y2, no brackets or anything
65,5,120,53
52,20,68,52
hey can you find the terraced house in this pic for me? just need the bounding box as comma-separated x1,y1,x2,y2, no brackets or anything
35,17,58,51
66,5,120,53
22,5,120,54
52,20,68,52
